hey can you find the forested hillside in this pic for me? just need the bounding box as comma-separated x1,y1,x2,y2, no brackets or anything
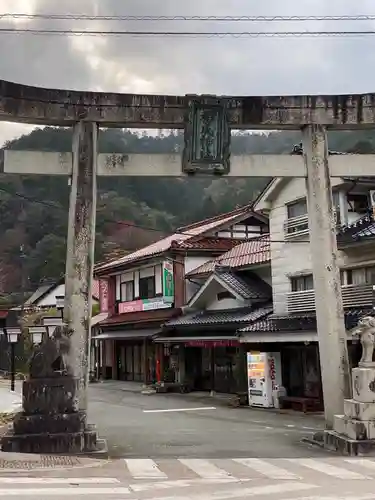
0,127,373,302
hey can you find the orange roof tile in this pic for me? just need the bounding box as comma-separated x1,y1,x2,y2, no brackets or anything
186,236,270,277
95,205,257,273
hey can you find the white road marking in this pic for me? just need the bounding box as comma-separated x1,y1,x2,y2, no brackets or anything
178,459,234,479
145,482,316,500
233,457,300,480
124,458,168,479
0,477,120,484
345,458,375,472
0,487,131,496
143,407,216,413
292,496,375,500
288,458,369,479
130,478,252,492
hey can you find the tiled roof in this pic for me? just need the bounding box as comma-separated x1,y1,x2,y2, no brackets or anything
171,237,240,251
337,213,375,245
95,205,257,273
239,308,372,333
186,236,270,277
100,308,181,327
216,268,271,301
164,305,272,328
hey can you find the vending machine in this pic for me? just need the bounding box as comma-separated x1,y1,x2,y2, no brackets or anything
247,352,282,408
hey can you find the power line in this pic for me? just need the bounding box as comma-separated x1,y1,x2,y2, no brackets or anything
0,184,309,244
1,28,375,38
2,13,375,22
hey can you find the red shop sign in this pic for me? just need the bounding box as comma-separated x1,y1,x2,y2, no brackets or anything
184,340,239,348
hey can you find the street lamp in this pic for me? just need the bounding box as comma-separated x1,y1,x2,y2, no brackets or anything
42,316,64,338
5,327,21,392
28,326,45,345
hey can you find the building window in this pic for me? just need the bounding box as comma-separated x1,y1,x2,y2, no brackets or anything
286,199,309,235
139,276,155,299
287,199,308,219
120,281,134,302
346,266,375,285
290,274,314,292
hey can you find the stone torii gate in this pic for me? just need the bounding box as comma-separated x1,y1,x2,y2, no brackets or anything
1,83,375,454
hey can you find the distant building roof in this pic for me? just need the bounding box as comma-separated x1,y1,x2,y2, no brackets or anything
95,204,262,273
186,236,270,277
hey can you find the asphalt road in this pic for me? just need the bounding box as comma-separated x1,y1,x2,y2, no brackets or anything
0,383,374,499
88,382,329,459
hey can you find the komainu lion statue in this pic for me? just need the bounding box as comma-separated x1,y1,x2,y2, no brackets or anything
352,316,375,367
29,324,73,378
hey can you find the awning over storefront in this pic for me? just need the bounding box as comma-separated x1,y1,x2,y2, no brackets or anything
239,331,318,343
93,328,161,340
154,335,239,347
91,312,108,327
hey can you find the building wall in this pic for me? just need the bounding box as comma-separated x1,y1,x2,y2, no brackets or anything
269,176,375,315
185,256,212,302
37,283,99,308
269,177,344,315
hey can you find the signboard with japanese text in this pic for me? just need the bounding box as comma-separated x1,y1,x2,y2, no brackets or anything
99,280,109,312
118,297,172,314
162,261,174,303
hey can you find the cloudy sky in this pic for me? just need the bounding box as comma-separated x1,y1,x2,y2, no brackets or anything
1,0,375,146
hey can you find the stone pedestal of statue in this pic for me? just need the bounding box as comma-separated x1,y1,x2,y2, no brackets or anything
1,327,105,455
324,316,375,455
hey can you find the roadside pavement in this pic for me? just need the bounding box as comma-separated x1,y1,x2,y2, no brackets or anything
0,379,22,416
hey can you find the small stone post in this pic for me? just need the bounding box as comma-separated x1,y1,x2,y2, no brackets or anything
302,124,351,428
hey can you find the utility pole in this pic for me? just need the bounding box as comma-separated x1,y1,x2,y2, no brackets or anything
302,124,352,428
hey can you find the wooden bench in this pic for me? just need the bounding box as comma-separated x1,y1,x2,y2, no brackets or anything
279,396,322,413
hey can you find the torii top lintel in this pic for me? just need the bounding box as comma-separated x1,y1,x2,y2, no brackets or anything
1,79,375,130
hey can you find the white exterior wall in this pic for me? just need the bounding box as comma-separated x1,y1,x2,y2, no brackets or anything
37,284,66,307
206,296,245,310
184,256,213,302
270,177,345,315
270,178,312,314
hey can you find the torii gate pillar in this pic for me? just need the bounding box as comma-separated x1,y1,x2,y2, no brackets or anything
2,122,103,455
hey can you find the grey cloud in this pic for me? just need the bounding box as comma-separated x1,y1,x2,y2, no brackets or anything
1,0,375,145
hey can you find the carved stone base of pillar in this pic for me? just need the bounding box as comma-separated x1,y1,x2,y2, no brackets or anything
323,366,375,456
1,377,106,455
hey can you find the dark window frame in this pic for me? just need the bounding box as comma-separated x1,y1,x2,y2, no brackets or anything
290,274,314,292
139,275,156,299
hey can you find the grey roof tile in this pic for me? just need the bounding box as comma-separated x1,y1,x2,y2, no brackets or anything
216,268,271,301
164,305,273,328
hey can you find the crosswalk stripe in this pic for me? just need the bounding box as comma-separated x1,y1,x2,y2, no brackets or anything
287,458,369,479
130,478,252,493
178,459,233,479
0,487,131,496
143,482,317,500
0,478,120,484
345,458,375,472
233,458,300,480
124,458,168,479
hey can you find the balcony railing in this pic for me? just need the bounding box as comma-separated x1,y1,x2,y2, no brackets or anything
284,210,341,240
284,214,309,240
287,284,373,314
